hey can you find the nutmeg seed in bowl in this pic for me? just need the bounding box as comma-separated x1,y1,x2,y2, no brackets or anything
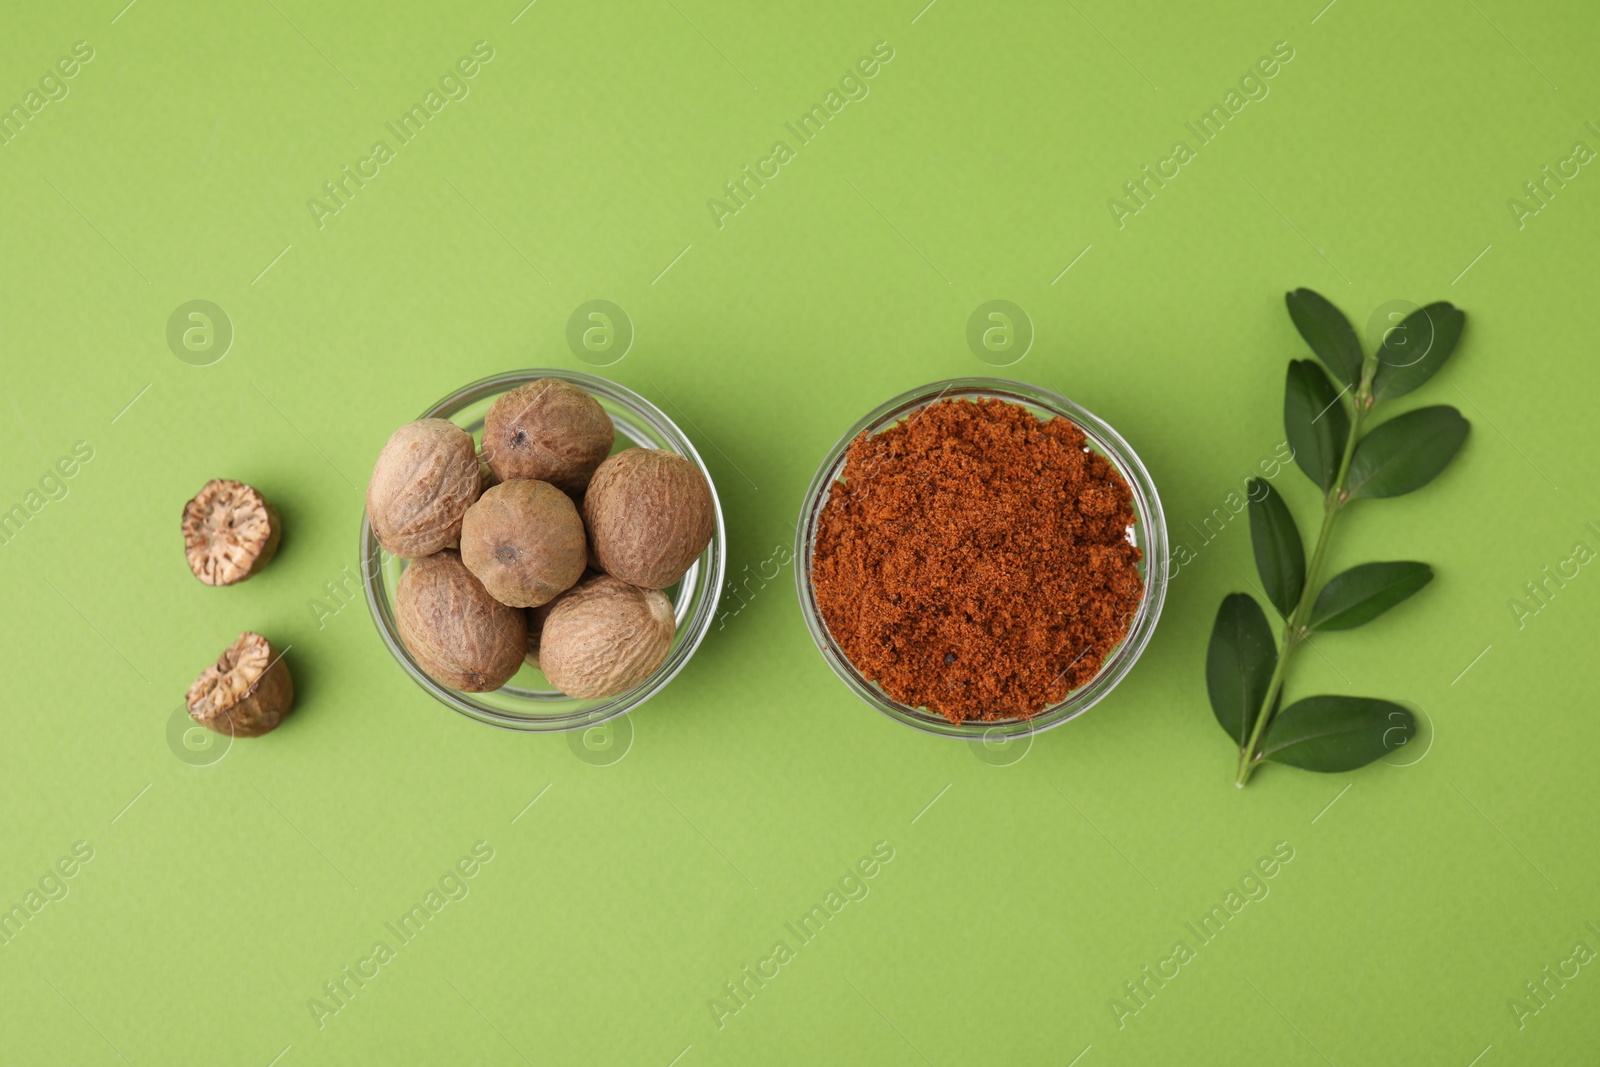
539,576,676,700
366,419,483,558
482,378,615,496
395,550,527,692
460,479,587,608
583,448,715,590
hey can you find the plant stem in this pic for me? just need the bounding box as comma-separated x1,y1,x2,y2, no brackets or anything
1235,372,1373,786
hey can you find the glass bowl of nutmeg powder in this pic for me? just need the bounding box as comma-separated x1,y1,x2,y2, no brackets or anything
796,378,1167,741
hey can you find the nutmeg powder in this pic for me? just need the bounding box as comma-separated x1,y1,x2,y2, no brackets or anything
811,398,1144,723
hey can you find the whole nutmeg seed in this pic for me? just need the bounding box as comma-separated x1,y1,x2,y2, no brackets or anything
366,419,482,558
539,576,676,699
460,479,586,608
182,479,281,586
186,631,294,737
583,448,715,589
396,550,527,692
482,379,614,496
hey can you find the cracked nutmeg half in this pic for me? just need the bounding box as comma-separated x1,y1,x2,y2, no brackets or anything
182,479,282,586
186,631,295,737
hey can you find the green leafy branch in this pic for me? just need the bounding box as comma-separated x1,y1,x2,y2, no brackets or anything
1208,289,1470,787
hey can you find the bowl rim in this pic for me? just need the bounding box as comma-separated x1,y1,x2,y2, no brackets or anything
793,376,1168,740
361,368,727,733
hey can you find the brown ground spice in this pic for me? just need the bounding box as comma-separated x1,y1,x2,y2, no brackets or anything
811,397,1144,723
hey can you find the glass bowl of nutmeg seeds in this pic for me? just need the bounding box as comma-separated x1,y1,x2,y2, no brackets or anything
361,369,726,733
795,377,1167,743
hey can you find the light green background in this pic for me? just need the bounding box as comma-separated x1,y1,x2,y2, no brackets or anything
2,0,1597,1063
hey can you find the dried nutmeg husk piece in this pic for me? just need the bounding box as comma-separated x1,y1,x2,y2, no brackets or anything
182,479,281,586
481,379,614,496
539,575,676,699
396,550,527,692
186,631,295,737
583,448,714,589
366,419,483,558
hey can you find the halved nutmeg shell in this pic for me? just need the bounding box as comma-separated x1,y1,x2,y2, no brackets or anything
186,631,295,737
182,479,281,586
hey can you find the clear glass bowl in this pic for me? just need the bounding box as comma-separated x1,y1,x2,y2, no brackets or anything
361,370,726,732
795,377,1167,740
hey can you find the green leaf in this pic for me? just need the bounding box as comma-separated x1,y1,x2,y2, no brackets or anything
1286,289,1364,387
1259,696,1415,772
1347,405,1470,499
1247,479,1305,618
1309,561,1433,631
1372,302,1465,401
1284,359,1350,490
1206,594,1277,748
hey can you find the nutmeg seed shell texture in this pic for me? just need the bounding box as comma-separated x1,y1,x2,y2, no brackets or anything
460,479,587,608
583,448,715,589
538,576,677,699
395,550,527,692
366,419,483,558
482,378,615,496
